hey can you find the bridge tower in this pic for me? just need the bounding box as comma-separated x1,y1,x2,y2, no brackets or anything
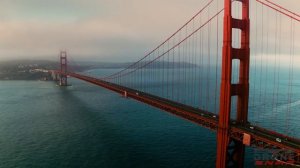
216,0,250,167
59,51,68,86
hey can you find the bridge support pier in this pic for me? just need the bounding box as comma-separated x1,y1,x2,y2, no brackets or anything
54,73,59,81
216,0,250,167
59,51,68,86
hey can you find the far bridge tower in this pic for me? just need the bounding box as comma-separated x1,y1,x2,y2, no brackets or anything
59,51,68,86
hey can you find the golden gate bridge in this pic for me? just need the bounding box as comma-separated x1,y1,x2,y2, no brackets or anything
49,0,300,167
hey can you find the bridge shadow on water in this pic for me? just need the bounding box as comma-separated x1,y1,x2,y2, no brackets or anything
56,89,170,167
55,87,171,168
51,80,219,168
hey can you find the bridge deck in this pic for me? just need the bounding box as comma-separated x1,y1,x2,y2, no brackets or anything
53,71,300,157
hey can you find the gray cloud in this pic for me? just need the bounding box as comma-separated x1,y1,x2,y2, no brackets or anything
0,0,299,62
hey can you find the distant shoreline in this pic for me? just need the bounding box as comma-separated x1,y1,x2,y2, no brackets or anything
0,60,198,80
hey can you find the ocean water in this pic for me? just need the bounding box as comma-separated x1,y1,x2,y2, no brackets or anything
0,68,299,167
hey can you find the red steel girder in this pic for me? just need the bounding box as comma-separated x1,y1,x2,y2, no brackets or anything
50,71,300,166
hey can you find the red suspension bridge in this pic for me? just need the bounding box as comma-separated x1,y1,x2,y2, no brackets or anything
49,0,300,167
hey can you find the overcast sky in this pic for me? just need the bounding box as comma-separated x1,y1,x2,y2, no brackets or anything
0,0,298,62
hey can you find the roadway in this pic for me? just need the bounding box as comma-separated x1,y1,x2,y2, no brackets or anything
52,71,300,161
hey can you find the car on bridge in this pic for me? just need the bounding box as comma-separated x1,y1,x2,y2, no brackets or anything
276,138,282,143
